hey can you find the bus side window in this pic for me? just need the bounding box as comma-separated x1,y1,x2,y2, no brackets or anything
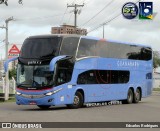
60,37,79,57
146,73,152,79
55,59,74,86
77,71,97,84
141,47,152,61
77,38,97,58
77,70,130,84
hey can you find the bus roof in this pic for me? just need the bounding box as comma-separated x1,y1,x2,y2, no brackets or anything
81,35,152,48
26,34,151,49
27,34,81,39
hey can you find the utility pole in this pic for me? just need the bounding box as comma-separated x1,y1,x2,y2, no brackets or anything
0,16,13,100
67,3,84,29
102,23,105,38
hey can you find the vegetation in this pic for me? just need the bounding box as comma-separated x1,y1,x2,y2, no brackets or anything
0,98,16,103
153,51,160,69
0,89,3,93
9,68,16,80
153,88,160,91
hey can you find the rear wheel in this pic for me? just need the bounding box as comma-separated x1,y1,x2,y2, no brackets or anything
37,105,51,109
126,89,133,104
67,91,84,109
133,88,141,103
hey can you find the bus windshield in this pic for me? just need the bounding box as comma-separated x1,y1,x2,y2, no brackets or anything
17,64,54,89
20,37,61,59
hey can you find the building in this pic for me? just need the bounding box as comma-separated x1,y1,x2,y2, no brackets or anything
51,24,87,35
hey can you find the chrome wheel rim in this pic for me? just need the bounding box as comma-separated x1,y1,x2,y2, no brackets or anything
73,96,79,105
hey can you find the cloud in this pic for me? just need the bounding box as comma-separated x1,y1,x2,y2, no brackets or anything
0,0,159,55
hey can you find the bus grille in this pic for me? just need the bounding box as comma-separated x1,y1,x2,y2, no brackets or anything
20,94,45,99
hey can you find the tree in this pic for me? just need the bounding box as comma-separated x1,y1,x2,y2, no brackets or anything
153,51,160,69
9,68,16,80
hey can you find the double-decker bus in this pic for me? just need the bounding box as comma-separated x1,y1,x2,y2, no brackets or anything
4,34,153,109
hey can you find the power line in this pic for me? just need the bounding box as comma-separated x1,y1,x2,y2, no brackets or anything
0,43,5,48
77,0,87,14
59,7,68,25
67,13,73,24
88,0,141,34
59,0,74,25
14,13,70,21
81,0,114,27
79,0,86,4
88,13,120,33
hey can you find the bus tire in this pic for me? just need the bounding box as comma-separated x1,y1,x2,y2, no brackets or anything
126,89,133,104
133,88,141,103
37,105,51,109
67,91,84,109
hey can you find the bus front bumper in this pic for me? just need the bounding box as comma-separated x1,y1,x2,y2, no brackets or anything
15,94,56,106
15,88,63,105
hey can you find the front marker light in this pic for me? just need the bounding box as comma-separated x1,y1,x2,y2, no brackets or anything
45,88,63,96
53,88,62,94
16,92,21,95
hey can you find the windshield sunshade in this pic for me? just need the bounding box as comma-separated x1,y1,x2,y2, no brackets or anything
20,37,61,59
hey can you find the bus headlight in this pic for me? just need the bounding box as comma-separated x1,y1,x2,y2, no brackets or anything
45,88,62,96
45,92,52,96
16,92,21,95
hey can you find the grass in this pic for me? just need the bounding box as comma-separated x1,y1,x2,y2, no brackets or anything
6,98,16,102
0,88,3,93
0,98,15,103
0,90,15,103
153,88,160,91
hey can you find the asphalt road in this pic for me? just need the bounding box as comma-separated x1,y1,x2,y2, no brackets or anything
0,92,160,130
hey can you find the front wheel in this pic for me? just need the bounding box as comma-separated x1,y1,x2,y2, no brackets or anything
67,91,84,109
133,88,141,103
37,105,51,109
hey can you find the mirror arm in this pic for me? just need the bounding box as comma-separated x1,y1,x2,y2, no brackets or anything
49,55,69,72
4,57,18,72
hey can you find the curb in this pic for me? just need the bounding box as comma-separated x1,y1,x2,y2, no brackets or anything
152,91,160,96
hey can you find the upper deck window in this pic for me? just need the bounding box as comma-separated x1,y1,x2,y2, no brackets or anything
77,38,97,58
76,38,152,61
60,37,79,57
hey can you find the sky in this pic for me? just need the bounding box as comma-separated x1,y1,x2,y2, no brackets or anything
0,0,160,60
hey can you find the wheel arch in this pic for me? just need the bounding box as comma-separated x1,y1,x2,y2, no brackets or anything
129,87,134,94
75,89,85,103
